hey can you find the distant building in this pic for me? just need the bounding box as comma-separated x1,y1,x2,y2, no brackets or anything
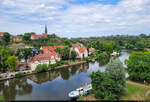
70,42,88,59
0,32,6,37
89,48,95,55
31,25,48,40
29,52,61,71
40,45,64,54
12,35,22,42
110,51,119,57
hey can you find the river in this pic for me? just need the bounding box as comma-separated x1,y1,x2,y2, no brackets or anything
0,50,130,100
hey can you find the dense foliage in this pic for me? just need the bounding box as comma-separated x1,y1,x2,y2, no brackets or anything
90,59,126,100
126,52,150,82
1,32,11,46
56,46,70,60
6,56,18,72
15,72,24,78
0,46,15,72
35,64,49,73
16,48,33,64
70,50,77,60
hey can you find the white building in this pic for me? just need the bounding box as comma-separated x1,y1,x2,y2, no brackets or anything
29,52,60,71
70,42,88,59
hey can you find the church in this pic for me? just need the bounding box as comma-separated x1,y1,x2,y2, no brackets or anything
31,25,48,40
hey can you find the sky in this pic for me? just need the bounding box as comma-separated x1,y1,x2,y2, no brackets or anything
0,0,150,38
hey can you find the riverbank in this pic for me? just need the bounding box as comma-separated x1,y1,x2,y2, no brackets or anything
78,80,150,101
0,60,87,81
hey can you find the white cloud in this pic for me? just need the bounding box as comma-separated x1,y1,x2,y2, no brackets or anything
0,0,150,37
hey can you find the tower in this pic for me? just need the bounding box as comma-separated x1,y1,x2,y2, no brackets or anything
45,24,48,34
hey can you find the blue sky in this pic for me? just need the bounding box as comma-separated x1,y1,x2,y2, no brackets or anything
0,0,150,38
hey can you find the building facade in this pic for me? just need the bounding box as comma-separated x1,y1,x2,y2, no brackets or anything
70,42,88,59
29,52,61,71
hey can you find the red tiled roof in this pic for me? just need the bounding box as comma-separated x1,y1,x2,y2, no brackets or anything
31,34,43,38
89,48,95,52
41,45,64,54
72,42,81,47
29,52,60,63
77,46,86,53
0,32,5,37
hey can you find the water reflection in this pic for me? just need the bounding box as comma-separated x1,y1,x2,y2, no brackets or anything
98,58,110,67
0,78,32,100
29,63,89,84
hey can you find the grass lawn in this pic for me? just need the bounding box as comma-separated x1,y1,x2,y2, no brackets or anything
78,81,150,101
120,82,149,100
0,96,4,101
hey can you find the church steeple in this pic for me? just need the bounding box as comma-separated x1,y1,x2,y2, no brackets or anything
45,24,48,34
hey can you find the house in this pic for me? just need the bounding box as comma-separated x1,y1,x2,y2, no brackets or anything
111,51,119,57
89,48,95,55
70,42,88,59
40,45,64,54
0,32,6,37
12,35,22,42
31,25,48,40
28,52,61,71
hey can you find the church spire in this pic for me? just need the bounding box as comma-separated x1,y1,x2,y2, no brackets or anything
45,24,48,34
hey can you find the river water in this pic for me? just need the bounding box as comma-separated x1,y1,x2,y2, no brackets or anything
0,50,130,100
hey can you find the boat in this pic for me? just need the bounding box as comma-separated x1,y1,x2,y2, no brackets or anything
68,84,92,98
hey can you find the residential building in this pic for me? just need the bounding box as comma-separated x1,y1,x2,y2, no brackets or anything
89,48,95,55
28,52,61,71
0,32,5,37
12,35,22,42
31,25,48,40
70,42,88,59
40,45,64,54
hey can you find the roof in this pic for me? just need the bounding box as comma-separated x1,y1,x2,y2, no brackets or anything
41,45,64,54
77,46,87,53
72,42,82,47
89,48,95,52
29,52,60,63
0,32,5,37
31,34,44,38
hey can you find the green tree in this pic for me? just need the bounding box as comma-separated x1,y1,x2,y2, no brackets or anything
90,59,126,100
15,48,33,65
2,32,11,46
70,50,77,60
22,32,35,41
56,46,70,60
7,56,18,72
0,47,14,72
126,52,150,82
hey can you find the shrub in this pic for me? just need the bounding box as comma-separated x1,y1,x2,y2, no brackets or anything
15,72,24,78
49,64,57,69
35,64,48,73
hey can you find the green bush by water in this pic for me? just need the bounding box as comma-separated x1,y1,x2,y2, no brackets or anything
35,64,49,73
15,72,24,78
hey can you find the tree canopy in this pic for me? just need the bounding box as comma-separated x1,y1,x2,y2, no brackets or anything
126,52,150,82
90,58,126,100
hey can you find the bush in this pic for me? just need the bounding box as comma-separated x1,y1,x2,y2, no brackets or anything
35,64,49,73
85,58,93,63
49,64,57,69
15,72,24,78
95,52,109,61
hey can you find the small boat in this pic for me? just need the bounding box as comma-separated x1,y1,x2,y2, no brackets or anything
68,84,92,98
